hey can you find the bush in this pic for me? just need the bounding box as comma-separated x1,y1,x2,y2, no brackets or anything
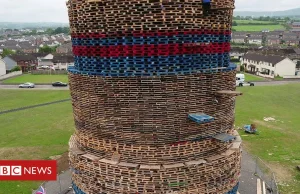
10,66,21,72
240,65,245,72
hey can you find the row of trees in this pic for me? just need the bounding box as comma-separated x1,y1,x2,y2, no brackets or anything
22,27,70,36
233,16,292,22
1,45,57,58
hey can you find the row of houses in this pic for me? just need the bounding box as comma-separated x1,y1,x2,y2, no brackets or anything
2,53,74,73
0,34,72,54
232,31,300,46
242,53,296,78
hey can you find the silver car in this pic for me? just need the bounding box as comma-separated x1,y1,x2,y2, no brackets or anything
19,82,35,88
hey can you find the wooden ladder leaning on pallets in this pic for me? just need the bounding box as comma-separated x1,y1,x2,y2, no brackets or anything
257,178,267,194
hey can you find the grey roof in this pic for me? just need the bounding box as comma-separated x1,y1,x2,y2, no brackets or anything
293,48,300,55
57,42,72,49
243,52,286,64
292,22,300,25
53,55,74,63
9,54,37,62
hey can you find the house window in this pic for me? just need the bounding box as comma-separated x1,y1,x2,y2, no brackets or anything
271,71,274,76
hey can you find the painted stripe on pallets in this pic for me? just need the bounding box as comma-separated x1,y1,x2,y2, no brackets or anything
72,42,230,57
71,29,232,39
68,63,237,77
0,99,70,115
72,34,231,46
74,54,231,74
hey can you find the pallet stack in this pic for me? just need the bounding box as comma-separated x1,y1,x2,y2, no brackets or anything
67,0,242,193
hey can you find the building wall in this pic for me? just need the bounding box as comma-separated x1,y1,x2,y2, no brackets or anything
275,58,296,77
53,62,74,70
2,57,17,71
0,59,6,76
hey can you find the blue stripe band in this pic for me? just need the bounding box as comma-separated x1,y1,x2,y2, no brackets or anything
71,54,231,76
68,63,237,77
72,34,231,46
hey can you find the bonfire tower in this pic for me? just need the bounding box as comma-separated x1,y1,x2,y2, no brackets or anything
67,0,242,193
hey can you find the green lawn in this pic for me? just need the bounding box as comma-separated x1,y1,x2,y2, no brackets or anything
236,84,300,193
234,20,280,24
244,73,265,82
0,90,70,112
233,25,284,31
1,84,300,193
0,91,73,194
2,74,68,84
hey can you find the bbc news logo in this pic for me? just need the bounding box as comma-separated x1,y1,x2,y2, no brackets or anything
0,160,57,181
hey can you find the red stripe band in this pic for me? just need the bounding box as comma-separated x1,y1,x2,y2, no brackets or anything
71,29,231,39
72,43,230,57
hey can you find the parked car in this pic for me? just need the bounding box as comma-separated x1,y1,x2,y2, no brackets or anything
52,82,68,87
19,83,35,88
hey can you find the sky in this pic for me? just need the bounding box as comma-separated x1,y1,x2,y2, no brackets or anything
0,0,299,23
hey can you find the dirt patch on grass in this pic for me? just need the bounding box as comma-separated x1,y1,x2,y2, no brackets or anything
0,147,43,160
0,147,70,173
56,152,69,173
267,162,293,183
252,120,284,131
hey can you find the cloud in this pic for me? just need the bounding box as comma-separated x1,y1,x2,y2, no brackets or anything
235,0,298,11
0,0,298,22
0,0,69,22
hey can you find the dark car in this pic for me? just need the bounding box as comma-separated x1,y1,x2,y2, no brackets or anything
52,82,68,87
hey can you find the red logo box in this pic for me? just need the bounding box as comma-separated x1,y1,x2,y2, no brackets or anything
0,160,57,181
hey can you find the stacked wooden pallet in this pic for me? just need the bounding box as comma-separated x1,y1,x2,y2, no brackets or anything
66,0,241,193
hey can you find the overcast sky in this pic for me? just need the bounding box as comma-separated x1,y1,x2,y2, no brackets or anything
0,0,299,23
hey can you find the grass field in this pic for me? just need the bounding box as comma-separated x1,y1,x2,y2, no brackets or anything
236,84,300,193
234,20,280,24
244,73,265,82
0,90,73,194
1,84,300,193
0,90,70,112
2,74,68,84
233,25,284,31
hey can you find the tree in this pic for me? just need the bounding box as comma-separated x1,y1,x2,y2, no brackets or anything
39,45,56,54
1,49,15,58
232,21,238,26
10,66,21,72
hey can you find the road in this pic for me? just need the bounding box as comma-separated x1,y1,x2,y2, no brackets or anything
252,80,300,86
1,80,300,90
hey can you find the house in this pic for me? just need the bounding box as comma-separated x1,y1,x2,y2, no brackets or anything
0,58,6,76
242,52,296,78
267,37,281,45
231,32,246,43
39,54,54,67
245,32,262,45
56,42,72,54
3,55,38,72
52,55,74,70
291,22,300,31
17,42,38,53
282,32,299,46
2,56,18,72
